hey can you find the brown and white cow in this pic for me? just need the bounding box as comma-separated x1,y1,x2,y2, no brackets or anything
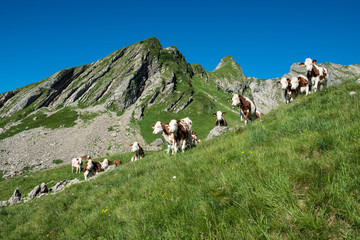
277,77,296,104
83,160,103,180
130,142,145,162
168,117,193,152
152,121,177,155
213,111,228,126
71,157,83,173
299,58,327,92
109,160,122,166
191,131,201,145
231,94,260,125
101,159,122,168
290,75,310,95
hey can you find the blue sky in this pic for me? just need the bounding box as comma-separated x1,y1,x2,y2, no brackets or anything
1,0,359,94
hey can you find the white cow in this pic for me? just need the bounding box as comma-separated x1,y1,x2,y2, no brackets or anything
152,121,177,155
72,157,83,173
290,75,310,96
300,58,327,92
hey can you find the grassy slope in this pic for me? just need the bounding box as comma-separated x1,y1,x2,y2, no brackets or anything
138,74,241,144
1,80,360,239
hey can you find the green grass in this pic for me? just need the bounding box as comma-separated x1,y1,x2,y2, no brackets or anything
1,80,360,239
0,107,78,140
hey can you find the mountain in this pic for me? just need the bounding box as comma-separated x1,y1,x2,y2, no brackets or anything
0,37,359,179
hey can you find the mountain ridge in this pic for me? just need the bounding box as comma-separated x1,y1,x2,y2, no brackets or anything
0,37,359,179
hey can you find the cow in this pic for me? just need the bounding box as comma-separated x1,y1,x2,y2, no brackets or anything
290,75,310,96
299,58,327,92
168,117,193,152
83,160,103,180
108,160,122,166
71,157,83,173
231,94,260,125
101,159,122,168
100,159,109,170
213,111,228,126
152,121,177,155
191,131,201,145
276,77,296,104
130,142,145,161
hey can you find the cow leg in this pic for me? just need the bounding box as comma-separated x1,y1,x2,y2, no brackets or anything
244,111,249,125
172,142,177,155
181,140,186,152
167,143,171,154
84,171,89,180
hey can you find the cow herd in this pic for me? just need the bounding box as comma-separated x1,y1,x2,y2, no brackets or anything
277,58,328,104
73,57,327,180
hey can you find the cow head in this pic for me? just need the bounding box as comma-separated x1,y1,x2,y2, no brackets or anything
101,159,109,169
213,111,226,120
231,94,240,107
152,121,163,135
130,142,140,152
300,58,317,72
277,77,290,90
168,119,178,133
290,76,299,90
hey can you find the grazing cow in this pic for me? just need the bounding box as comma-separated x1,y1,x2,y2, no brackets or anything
291,75,310,95
101,159,109,170
152,121,177,155
191,131,201,145
231,94,260,125
108,160,122,166
83,160,103,180
168,117,193,152
71,157,83,173
276,77,296,104
300,58,327,92
213,111,228,126
130,142,145,162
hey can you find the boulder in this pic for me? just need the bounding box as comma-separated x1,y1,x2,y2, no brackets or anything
8,188,21,206
49,180,68,194
151,138,164,146
27,183,48,199
206,126,231,141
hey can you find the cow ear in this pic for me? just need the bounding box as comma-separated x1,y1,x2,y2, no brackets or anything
151,125,155,129
299,63,305,66
213,113,216,116
312,59,317,64
192,131,196,134
130,144,133,147
276,81,281,85
222,112,226,115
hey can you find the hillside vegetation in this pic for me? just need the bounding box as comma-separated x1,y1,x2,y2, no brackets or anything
1,80,360,239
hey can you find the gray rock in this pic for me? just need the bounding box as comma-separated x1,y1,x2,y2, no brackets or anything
151,138,164,146
111,132,117,137
8,188,21,206
206,126,231,141
27,183,48,199
49,180,68,194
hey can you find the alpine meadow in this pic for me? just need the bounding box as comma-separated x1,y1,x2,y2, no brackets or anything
0,37,360,239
